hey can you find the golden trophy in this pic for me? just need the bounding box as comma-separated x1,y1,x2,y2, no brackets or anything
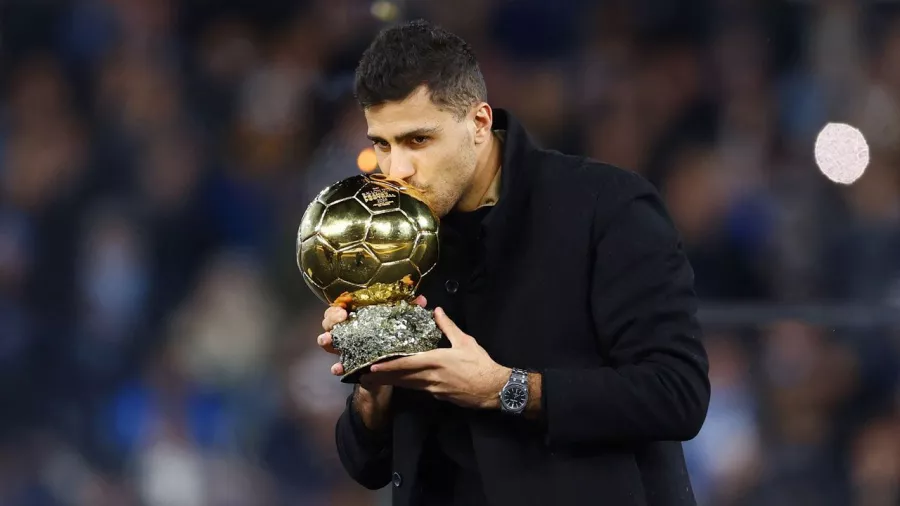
297,173,441,383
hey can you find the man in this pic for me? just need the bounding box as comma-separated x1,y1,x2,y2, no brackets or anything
316,19,710,506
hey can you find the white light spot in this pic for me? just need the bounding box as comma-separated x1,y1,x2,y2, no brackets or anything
814,122,869,185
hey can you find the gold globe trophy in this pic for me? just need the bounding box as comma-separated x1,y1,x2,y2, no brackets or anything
297,173,441,383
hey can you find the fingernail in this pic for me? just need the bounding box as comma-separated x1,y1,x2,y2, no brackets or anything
317,334,326,345
435,307,444,316
370,365,378,372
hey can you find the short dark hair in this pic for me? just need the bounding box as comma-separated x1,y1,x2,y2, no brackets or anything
354,19,487,119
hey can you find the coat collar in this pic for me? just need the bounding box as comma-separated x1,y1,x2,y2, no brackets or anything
481,108,538,232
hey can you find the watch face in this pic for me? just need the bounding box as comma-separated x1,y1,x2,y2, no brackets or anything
502,384,527,411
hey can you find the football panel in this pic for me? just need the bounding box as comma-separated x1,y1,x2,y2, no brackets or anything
317,175,367,204
319,199,372,250
373,259,421,288
299,236,337,288
366,210,418,262
335,243,381,285
298,200,326,242
399,195,438,233
322,279,367,304
356,182,401,213
410,232,439,275
302,271,329,304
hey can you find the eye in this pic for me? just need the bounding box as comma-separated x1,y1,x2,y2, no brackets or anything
373,140,390,151
410,136,429,146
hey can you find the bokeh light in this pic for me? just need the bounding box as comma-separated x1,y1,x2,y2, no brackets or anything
357,147,378,173
370,1,400,22
814,122,870,185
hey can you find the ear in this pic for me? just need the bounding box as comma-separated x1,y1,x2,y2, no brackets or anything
471,103,493,145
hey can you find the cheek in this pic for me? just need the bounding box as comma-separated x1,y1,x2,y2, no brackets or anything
410,143,464,185
433,145,463,172
406,151,438,180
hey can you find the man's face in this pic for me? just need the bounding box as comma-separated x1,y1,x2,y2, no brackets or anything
364,86,477,217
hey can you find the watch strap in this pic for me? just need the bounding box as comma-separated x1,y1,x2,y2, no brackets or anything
508,368,528,385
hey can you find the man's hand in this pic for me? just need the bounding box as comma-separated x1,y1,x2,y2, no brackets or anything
361,307,510,410
318,295,427,431
317,294,428,376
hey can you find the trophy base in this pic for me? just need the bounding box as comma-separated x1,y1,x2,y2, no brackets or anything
330,300,442,384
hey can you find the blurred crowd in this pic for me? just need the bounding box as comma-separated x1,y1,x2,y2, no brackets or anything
1,0,900,504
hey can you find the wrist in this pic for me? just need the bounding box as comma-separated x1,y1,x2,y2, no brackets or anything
491,366,544,419
523,372,543,420
482,365,512,409
354,384,393,430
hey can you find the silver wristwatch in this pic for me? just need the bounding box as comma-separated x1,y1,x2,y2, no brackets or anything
499,368,529,415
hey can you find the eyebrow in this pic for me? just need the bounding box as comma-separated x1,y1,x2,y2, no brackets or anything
367,126,442,143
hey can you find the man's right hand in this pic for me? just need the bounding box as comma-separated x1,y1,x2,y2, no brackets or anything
318,295,427,431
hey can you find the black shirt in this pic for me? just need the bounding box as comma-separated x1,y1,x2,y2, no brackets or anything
413,206,492,506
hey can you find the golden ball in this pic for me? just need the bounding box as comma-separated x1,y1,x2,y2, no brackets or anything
297,174,440,306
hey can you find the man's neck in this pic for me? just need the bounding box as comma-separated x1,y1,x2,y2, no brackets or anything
455,132,503,213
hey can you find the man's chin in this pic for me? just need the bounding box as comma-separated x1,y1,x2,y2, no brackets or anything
429,201,453,218
409,188,445,215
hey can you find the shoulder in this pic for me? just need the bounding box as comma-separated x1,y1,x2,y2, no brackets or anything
528,148,660,215
524,149,677,244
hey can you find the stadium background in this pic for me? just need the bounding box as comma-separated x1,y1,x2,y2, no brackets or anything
1,0,900,504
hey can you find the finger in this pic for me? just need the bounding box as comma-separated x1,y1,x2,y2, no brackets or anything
317,332,339,354
325,305,348,325
434,307,470,347
325,305,345,321
322,306,348,331
330,362,344,376
370,354,430,373
413,295,427,308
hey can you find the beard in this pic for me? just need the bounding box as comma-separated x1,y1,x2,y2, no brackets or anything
412,182,457,218
427,150,476,217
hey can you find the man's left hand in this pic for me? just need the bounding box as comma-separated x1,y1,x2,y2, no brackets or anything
361,307,509,409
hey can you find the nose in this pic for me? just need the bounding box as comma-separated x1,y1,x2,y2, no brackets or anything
387,152,415,181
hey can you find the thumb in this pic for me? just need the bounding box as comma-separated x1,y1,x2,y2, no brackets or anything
434,307,470,347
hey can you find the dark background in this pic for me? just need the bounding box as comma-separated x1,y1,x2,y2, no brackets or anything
1,0,900,504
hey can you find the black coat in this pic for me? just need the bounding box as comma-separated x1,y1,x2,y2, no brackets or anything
335,109,711,506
